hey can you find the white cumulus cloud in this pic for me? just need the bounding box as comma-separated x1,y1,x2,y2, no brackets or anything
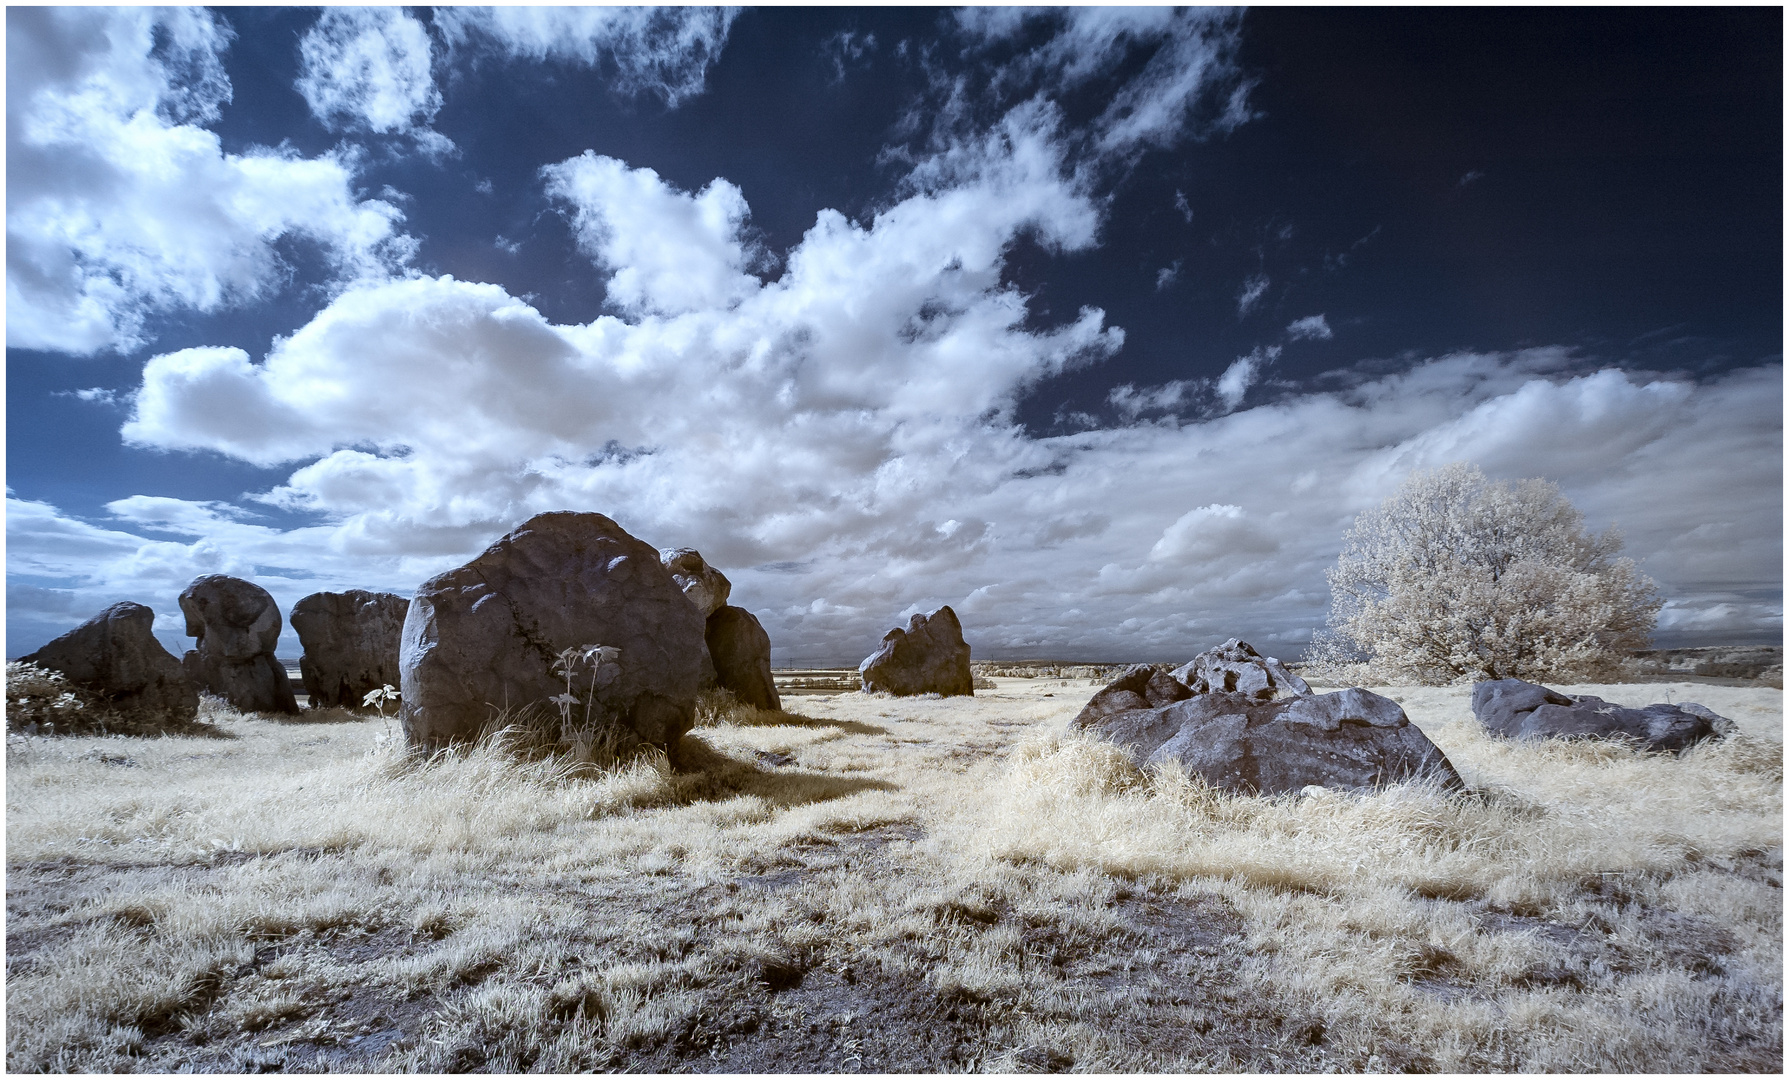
297,7,449,152
5,7,413,355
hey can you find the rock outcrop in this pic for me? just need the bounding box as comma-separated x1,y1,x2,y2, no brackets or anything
859,606,973,696
661,548,732,619
706,605,781,711
179,576,299,714
400,511,710,759
290,590,409,709
1075,663,1193,725
1076,683,1463,795
1171,638,1311,700
20,601,197,725
1471,678,1735,753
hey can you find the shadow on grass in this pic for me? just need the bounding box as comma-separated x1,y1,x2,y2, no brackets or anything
271,706,383,726
701,708,889,737
668,735,900,809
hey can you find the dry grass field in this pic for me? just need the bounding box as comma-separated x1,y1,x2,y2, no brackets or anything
6,677,1782,1072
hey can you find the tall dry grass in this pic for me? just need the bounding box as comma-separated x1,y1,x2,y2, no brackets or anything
5,678,1780,1072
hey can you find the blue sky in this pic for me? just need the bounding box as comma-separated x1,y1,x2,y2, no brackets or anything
7,6,1782,664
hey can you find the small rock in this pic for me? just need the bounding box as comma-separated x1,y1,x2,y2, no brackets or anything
660,548,732,619
1170,638,1310,700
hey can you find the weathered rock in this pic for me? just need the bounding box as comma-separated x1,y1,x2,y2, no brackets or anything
1074,663,1193,726
290,590,409,709
1076,678,1462,795
859,606,973,696
1170,638,1311,700
1471,678,1735,753
706,605,781,711
179,575,299,714
401,511,710,759
20,601,197,725
661,548,732,619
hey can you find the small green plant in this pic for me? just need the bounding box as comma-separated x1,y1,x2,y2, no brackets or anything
552,644,622,763
363,683,400,736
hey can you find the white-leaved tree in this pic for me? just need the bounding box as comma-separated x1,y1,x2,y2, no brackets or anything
1314,463,1662,684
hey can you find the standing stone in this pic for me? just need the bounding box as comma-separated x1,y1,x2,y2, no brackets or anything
290,590,409,709
20,601,197,725
1076,682,1463,795
1171,638,1311,700
401,511,709,759
706,605,781,711
1471,678,1735,753
179,576,299,714
661,548,732,618
859,606,973,696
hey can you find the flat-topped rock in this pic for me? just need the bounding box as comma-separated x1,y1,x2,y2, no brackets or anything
1076,671,1461,795
1471,678,1735,753
290,590,409,709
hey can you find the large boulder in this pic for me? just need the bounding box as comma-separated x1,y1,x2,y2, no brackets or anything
706,605,781,711
859,606,973,696
1471,678,1735,753
660,548,732,619
20,601,197,725
400,511,710,759
290,590,409,709
1171,638,1311,700
1076,684,1463,795
179,576,299,714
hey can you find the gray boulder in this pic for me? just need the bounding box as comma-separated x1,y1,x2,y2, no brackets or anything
1076,677,1461,795
1075,663,1193,726
1471,678,1735,753
400,511,710,760
1171,638,1310,700
706,605,781,711
179,575,299,714
660,548,732,619
290,590,409,709
20,601,197,725
859,606,973,696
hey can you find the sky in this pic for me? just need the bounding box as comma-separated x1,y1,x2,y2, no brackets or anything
6,6,1783,666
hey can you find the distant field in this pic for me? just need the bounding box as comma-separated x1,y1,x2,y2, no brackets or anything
7,678,1780,1072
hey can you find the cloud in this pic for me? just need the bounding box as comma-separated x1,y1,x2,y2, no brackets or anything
9,12,1777,663
957,7,1249,165
542,153,762,317
296,8,450,154
5,7,413,355
1236,273,1269,317
435,7,737,106
1286,314,1333,340
822,30,877,83
1174,189,1194,223
1155,261,1182,291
